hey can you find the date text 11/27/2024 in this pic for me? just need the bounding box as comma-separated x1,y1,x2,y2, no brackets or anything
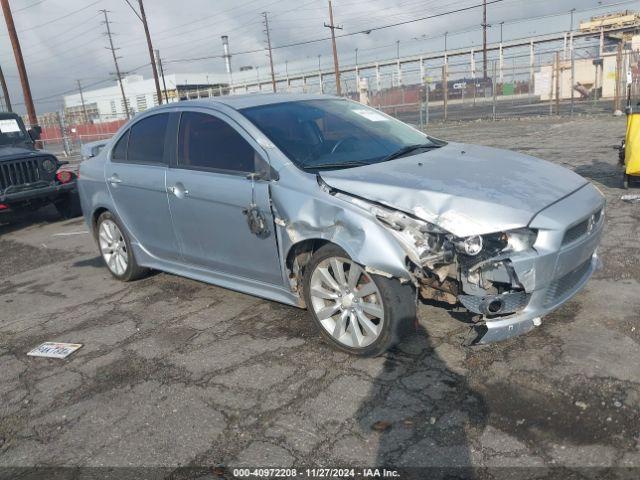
232,468,400,478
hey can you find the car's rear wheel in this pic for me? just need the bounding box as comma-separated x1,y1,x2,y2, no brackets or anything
302,244,416,356
96,211,147,281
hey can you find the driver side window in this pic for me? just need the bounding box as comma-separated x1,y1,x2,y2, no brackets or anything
178,112,261,174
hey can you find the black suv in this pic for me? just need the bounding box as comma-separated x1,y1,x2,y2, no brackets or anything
0,111,80,221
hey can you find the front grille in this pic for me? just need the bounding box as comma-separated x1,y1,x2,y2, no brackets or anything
0,158,41,191
562,208,603,246
544,259,592,307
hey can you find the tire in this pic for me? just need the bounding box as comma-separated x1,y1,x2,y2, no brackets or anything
623,173,629,190
302,243,416,357
96,211,148,282
54,193,82,219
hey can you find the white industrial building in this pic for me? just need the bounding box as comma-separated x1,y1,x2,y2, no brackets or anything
63,73,228,123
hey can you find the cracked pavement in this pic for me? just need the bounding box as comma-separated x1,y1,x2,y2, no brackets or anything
0,116,638,475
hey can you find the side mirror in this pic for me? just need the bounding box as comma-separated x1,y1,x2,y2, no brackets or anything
251,154,279,181
246,167,279,182
28,125,42,141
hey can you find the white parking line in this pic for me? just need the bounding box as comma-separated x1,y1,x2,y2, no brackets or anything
52,231,89,237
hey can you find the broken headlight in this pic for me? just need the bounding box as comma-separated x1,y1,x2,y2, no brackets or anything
371,206,453,266
454,228,537,258
503,228,538,253
459,235,483,256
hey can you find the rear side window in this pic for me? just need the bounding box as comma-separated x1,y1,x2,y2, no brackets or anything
127,113,169,165
111,130,129,162
178,111,256,173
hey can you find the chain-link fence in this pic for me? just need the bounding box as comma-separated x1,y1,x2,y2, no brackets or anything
41,27,640,152
216,31,637,126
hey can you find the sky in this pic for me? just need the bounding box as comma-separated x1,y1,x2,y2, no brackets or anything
0,0,637,114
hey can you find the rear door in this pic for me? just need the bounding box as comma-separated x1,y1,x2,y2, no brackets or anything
165,109,282,285
104,112,180,261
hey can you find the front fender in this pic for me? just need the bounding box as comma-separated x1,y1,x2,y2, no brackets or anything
270,182,412,282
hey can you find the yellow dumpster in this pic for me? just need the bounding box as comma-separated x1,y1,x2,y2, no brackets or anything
625,113,640,176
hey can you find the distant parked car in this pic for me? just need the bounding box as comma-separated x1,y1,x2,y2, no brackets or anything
0,111,81,221
79,94,604,356
81,139,110,161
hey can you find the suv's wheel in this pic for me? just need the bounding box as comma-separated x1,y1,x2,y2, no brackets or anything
96,211,148,281
302,244,416,356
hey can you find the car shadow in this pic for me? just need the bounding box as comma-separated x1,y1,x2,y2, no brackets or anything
354,321,487,478
71,256,104,268
0,205,75,236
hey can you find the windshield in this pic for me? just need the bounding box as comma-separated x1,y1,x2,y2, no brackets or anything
0,117,28,146
240,99,442,171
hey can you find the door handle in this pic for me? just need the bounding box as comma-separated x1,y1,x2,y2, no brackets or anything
107,175,122,185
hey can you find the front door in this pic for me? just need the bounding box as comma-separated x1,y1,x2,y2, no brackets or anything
105,112,180,261
166,110,282,286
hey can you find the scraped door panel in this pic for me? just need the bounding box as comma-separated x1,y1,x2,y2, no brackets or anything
166,110,282,285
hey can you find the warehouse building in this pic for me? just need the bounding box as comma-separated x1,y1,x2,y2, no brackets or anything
63,73,228,124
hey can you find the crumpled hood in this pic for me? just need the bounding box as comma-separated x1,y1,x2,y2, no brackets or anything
320,142,588,237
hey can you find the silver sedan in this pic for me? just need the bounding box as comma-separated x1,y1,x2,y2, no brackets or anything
78,94,605,356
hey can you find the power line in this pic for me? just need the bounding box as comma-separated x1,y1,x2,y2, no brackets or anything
167,0,506,64
13,0,48,14
0,0,102,36
13,62,151,106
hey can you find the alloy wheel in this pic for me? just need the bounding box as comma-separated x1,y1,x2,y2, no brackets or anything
98,219,129,276
309,257,385,348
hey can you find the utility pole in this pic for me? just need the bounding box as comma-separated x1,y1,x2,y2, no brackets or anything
0,62,11,112
482,0,488,81
101,9,130,120
499,22,504,83
555,51,561,115
123,1,161,103
355,48,359,85
155,49,168,102
137,0,162,104
221,36,233,88
76,79,89,124
262,12,276,93
324,0,343,96
570,8,576,116
1,0,37,126
318,54,323,94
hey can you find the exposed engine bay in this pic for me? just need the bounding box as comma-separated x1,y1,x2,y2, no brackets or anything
332,189,537,320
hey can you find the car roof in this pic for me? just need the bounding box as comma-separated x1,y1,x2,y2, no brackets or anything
157,93,341,112
82,139,110,148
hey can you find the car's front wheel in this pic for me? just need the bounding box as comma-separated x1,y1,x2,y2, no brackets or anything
302,244,416,356
96,211,148,281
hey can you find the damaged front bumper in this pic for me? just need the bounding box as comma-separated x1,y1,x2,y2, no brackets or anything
459,191,605,344
472,251,599,343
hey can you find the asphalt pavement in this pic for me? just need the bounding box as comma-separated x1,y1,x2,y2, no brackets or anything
0,115,638,478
